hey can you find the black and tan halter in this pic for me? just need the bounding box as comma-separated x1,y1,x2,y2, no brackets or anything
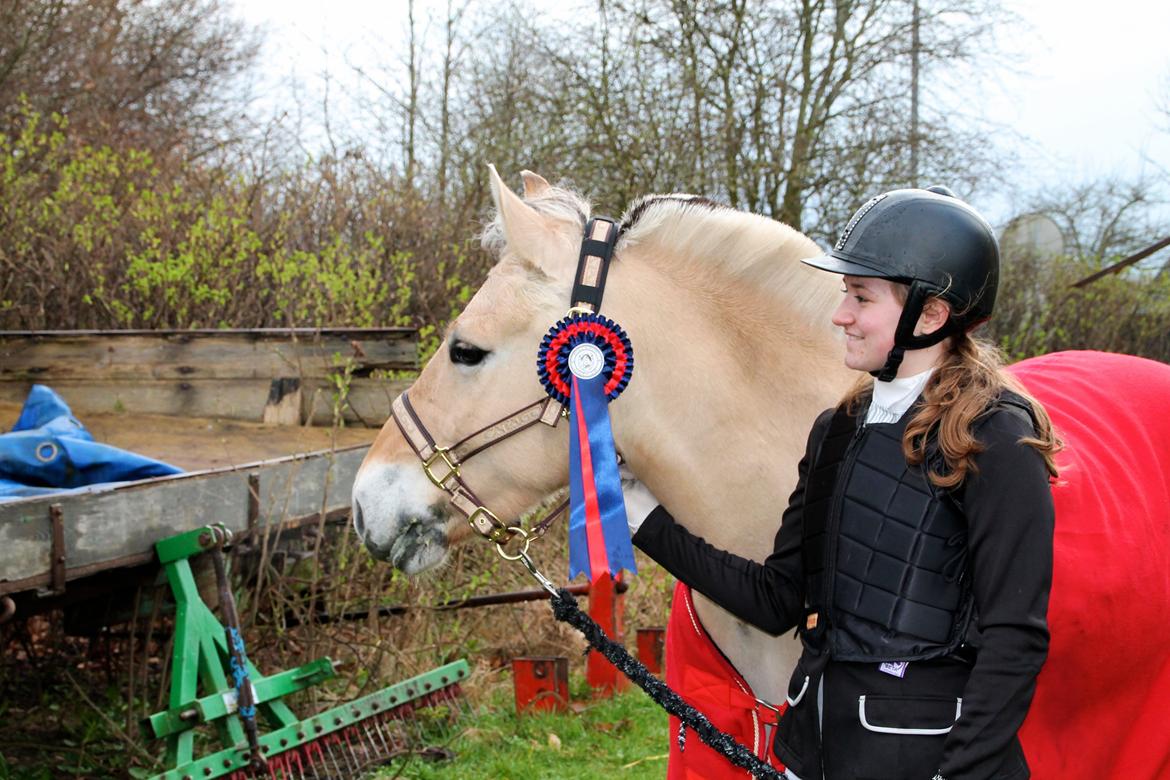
389,217,621,558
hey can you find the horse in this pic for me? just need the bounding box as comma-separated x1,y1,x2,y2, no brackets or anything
351,168,1170,779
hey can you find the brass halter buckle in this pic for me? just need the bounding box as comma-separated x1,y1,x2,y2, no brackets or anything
493,525,534,562
467,507,532,561
468,505,509,541
423,446,460,488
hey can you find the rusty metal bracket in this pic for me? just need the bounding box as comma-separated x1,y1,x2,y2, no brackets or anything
47,503,66,596
244,472,260,549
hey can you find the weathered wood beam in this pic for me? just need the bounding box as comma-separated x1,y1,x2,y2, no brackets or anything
0,328,417,381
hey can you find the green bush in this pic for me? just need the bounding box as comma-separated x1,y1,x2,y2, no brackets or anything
991,248,1170,363
0,105,482,334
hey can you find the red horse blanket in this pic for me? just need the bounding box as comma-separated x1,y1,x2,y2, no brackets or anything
664,351,1170,779
665,582,787,779
1010,351,1170,778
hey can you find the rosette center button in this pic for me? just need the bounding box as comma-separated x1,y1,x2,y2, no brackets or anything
567,343,605,380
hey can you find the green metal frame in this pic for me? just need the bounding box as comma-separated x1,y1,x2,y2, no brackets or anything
145,526,470,780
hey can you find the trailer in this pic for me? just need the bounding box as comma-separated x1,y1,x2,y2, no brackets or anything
0,328,415,625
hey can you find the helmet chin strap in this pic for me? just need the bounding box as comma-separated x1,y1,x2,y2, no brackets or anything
872,281,957,382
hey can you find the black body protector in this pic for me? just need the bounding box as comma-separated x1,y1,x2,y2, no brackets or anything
803,186,1001,381
800,403,974,661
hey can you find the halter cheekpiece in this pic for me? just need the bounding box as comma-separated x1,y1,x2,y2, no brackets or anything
390,216,628,560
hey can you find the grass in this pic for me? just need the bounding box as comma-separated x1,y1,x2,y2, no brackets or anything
0,534,676,779
373,677,670,780
0,673,673,780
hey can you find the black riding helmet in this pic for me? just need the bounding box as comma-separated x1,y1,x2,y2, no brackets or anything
802,186,1000,382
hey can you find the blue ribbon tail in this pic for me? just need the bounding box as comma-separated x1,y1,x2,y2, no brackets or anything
578,374,638,577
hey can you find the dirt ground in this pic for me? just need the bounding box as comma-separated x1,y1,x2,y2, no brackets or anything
0,400,380,471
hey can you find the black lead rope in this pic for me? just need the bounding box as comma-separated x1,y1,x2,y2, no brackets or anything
548,587,785,780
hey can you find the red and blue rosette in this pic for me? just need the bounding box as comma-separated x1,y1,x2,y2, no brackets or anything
537,313,636,583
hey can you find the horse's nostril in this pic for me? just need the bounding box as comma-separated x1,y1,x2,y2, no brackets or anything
352,500,366,537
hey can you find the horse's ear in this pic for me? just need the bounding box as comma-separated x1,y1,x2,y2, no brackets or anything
520,170,551,199
488,165,562,267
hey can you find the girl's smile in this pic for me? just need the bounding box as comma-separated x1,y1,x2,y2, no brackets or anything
831,275,903,374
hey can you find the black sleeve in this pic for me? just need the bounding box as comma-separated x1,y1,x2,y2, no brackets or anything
631,409,835,636
938,407,1055,780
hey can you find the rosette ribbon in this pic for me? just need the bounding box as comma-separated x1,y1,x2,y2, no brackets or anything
538,313,637,583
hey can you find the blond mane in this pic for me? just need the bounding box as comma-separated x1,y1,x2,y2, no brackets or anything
618,194,840,331
480,181,839,334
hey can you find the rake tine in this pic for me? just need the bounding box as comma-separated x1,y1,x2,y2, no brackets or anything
437,686,458,719
304,740,325,780
377,710,396,739
319,734,340,777
334,732,358,777
355,724,371,762
343,726,363,770
364,718,392,760
287,747,305,780
357,732,373,771
381,714,404,754
321,735,346,779
327,734,353,776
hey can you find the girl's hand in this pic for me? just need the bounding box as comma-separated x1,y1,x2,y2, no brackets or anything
620,466,661,534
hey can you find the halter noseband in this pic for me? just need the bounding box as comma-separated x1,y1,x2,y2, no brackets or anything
389,217,621,554
391,392,565,545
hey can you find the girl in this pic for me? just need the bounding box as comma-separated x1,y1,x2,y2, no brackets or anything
627,187,1060,780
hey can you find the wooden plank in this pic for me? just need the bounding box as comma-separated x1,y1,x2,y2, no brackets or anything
0,377,408,424
0,500,53,587
0,445,370,595
0,329,417,382
253,447,367,523
301,377,405,426
262,378,303,425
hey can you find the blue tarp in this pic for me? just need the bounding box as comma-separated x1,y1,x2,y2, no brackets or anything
0,385,182,500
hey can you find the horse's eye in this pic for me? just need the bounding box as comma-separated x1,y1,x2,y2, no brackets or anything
449,341,489,366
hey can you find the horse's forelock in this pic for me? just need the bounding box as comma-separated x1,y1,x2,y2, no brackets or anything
480,180,591,259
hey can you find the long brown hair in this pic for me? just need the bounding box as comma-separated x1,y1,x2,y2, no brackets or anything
843,333,1061,490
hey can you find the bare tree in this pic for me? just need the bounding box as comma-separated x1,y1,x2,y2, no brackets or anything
0,0,259,157
990,176,1170,361
1024,177,1165,266
438,0,471,207
410,0,998,235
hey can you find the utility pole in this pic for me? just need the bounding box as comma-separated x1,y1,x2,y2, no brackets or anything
910,0,921,187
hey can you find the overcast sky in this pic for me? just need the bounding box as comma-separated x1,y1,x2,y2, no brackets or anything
236,0,1170,224
985,0,1169,209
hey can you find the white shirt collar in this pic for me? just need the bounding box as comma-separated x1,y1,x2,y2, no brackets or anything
866,368,934,425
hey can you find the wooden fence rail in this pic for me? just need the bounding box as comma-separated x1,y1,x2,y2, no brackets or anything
0,328,417,425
